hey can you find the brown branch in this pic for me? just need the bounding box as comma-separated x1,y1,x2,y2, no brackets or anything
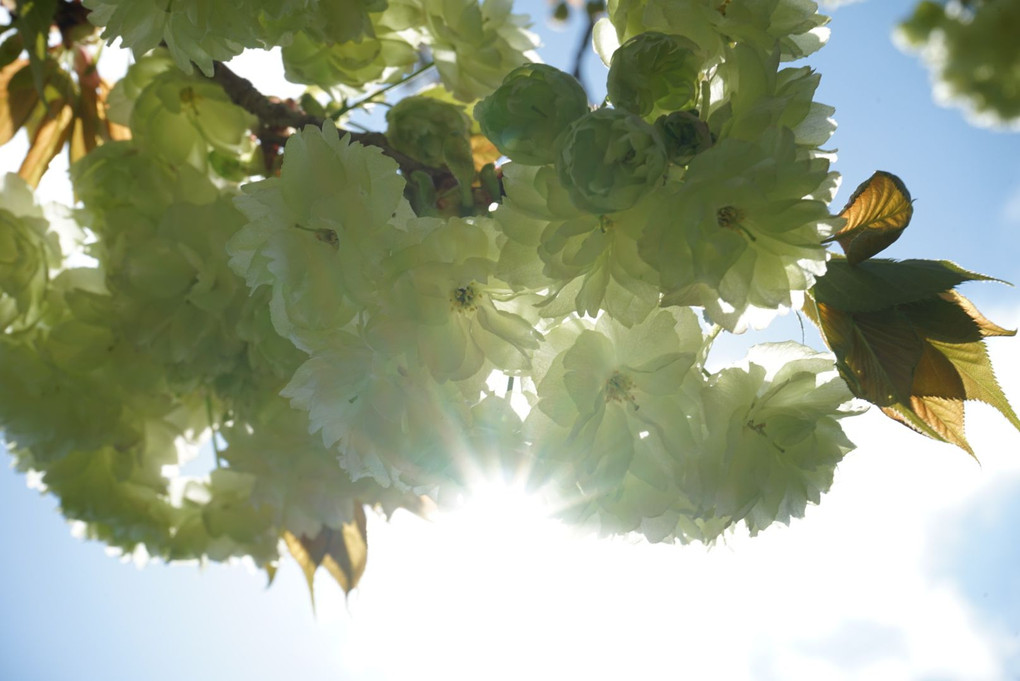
347,131,450,183
571,11,597,84
210,61,322,129
207,60,452,185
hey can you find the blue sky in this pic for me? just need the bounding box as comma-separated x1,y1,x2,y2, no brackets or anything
3,1,1020,680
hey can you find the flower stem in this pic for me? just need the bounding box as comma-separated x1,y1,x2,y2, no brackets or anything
332,61,436,119
205,393,222,468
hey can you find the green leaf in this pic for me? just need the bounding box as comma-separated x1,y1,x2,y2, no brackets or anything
13,0,59,98
886,396,970,454
814,257,1000,313
929,334,1020,430
808,259,1018,457
826,171,913,265
0,31,25,70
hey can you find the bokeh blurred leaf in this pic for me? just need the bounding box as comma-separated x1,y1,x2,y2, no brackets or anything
470,133,502,172
6,48,128,184
0,60,40,146
13,0,58,96
18,95,73,187
0,31,25,70
69,76,130,163
283,504,368,607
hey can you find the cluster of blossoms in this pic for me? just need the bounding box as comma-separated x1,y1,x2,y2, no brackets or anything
484,6,839,333
0,74,418,564
85,0,539,101
219,0,854,543
226,112,853,542
0,0,862,569
229,125,543,495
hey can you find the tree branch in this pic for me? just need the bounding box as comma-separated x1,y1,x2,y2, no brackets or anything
210,61,322,129
571,11,597,84
207,60,452,184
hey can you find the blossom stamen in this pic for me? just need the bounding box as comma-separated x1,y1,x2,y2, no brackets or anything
605,370,639,410
747,420,786,454
717,205,756,241
451,283,482,312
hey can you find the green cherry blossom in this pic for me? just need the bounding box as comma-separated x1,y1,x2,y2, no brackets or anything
555,108,668,214
607,31,703,120
474,63,590,165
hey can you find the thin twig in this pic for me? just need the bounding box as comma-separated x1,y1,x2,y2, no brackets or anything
571,13,596,84
348,130,450,182
332,61,435,119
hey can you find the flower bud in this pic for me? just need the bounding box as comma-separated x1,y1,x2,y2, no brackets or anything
555,108,667,214
385,96,476,201
654,110,712,165
607,31,702,120
474,63,590,166
386,96,474,170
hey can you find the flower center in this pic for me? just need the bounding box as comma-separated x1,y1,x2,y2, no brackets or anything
450,283,482,312
716,205,756,241
179,86,200,115
747,420,787,454
315,228,339,248
716,205,744,229
605,371,638,409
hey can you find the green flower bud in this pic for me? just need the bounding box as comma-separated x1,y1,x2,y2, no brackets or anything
555,108,667,214
654,109,712,164
474,63,590,166
385,96,474,182
607,31,702,120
